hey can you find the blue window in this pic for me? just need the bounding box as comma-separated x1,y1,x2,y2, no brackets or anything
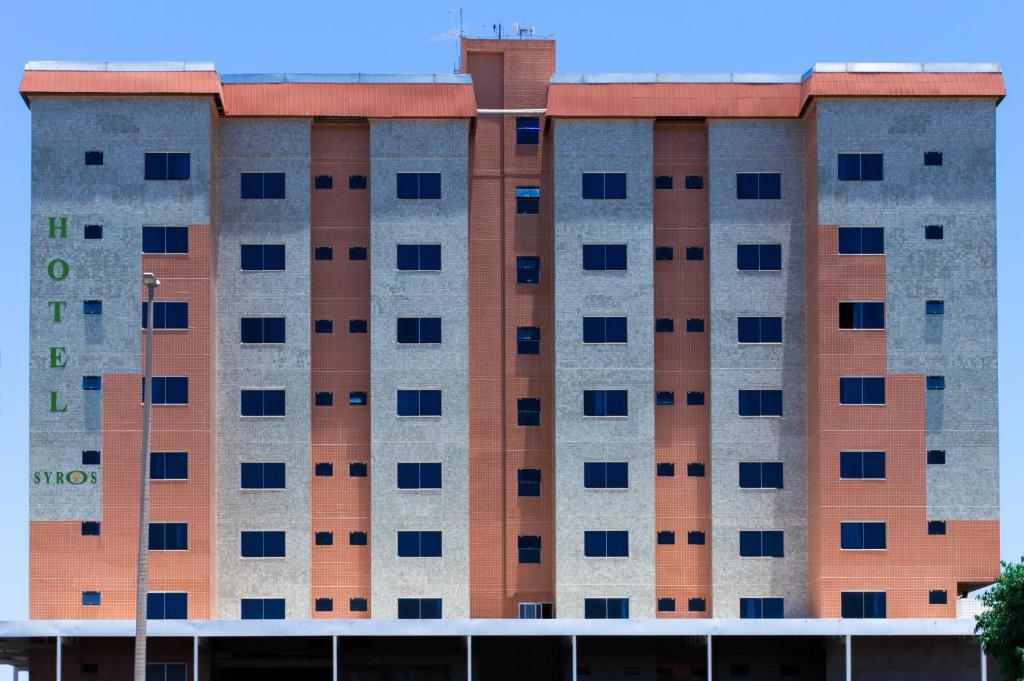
397,318,442,344
838,227,884,255
657,463,675,477
315,319,334,334
149,523,188,551
143,377,188,405
657,392,675,406
350,598,368,612
518,535,541,563
927,450,946,465
584,598,629,619
397,530,442,557
736,172,781,199
688,598,707,612
349,463,368,477
397,244,441,271
349,246,367,261
740,597,784,619
83,300,102,315
314,175,332,189
517,398,541,426
517,256,540,283
655,246,674,261
518,468,541,497
924,151,943,166
685,175,704,190
142,302,188,330
147,592,187,620
739,462,784,489
397,462,442,490
838,153,883,181
582,172,627,199
839,302,884,329
518,603,553,619
841,591,886,618
349,392,367,406
240,531,286,558
240,172,285,199
839,377,885,405
737,244,782,271
584,530,629,557
656,318,674,333
687,463,705,477
583,316,627,343
396,390,442,417
517,327,540,354
925,225,944,240
315,246,333,261
314,392,334,407
841,522,887,550
240,244,285,271
739,530,784,557
686,318,705,333
142,226,188,254
737,316,782,344
738,390,783,417
928,520,947,536
655,175,673,190
657,597,676,612
657,531,675,545
315,463,334,477
150,452,188,480
82,450,101,466
81,591,101,606
85,150,103,165
315,532,334,546
840,452,886,480
516,117,540,144
396,172,441,199
315,598,333,612
84,224,103,239
83,376,102,391
686,392,705,406
81,521,100,536
685,246,704,261
349,319,367,333
241,598,285,620
397,598,442,619
145,152,190,181
584,462,628,489
240,317,285,344
240,389,286,416
584,390,628,417
929,590,947,605
241,462,286,490
349,531,367,545
583,244,627,271
688,531,706,545
926,300,945,315
516,187,540,214
349,175,367,189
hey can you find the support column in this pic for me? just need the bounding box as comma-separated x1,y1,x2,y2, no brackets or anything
571,635,577,681
55,636,61,681
193,636,199,681
332,636,338,681
706,635,712,681
845,635,852,681
980,643,987,681
466,635,473,681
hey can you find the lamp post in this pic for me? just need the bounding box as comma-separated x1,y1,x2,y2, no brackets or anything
134,273,160,681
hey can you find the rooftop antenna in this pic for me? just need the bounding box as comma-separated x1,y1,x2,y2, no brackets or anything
493,22,504,39
512,23,536,39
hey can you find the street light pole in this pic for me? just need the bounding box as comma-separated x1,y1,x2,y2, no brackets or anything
134,273,160,681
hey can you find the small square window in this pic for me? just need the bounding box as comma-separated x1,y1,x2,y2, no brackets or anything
315,597,334,612
350,597,368,612
655,175,673,190
687,463,705,477
315,532,334,546
314,247,333,261
349,247,367,261
927,450,946,465
349,392,367,406
83,300,103,315
655,246,674,261
656,319,674,333
314,462,333,477
517,327,541,355
685,247,704,261
687,531,705,545
928,589,948,605
657,531,675,545
656,392,675,406
349,175,368,189
82,591,101,606
688,598,706,612
516,187,540,215
515,117,540,145
657,463,675,477
81,521,100,536
926,300,945,315
686,392,705,406
84,224,103,239
82,450,101,466
85,151,104,165
349,463,368,477
349,531,368,545
349,319,367,333
924,152,943,166
315,319,334,334
82,376,102,391
314,175,333,189
928,520,947,536
926,376,946,391
657,597,676,612
684,175,704,190
686,318,705,333
925,225,944,240
314,392,334,407
517,256,540,284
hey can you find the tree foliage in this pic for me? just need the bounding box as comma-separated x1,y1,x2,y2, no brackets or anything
976,557,1024,681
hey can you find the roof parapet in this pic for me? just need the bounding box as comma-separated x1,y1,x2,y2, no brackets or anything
25,60,215,72
812,62,1000,74
551,72,802,84
221,73,472,84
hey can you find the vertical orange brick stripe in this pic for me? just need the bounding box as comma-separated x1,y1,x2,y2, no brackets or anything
310,123,372,618
653,123,712,617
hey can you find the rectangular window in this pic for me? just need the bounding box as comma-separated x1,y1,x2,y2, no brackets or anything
315,532,334,546
738,462,784,489
240,531,286,558
924,151,943,166
349,531,367,545
240,462,286,490
142,226,188,254
680,174,705,190
839,377,886,405
655,175,673,190
143,377,188,405
739,597,784,619
841,591,886,619
838,153,883,181
82,450,101,466
584,530,629,557
396,172,441,199
841,521,887,550
82,591,101,606
517,256,540,283
927,450,946,465
686,391,705,406
241,598,285,620
396,244,442,271
240,317,286,344
838,227,884,255
150,452,188,481
516,187,540,214
925,225,944,240
397,530,442,557
314,246,333,261
314,320,334,334
655,246,674,261
928,590,948,605
85,150,103,165
314,175,332,190
736,172,781,199
349,463,368,477
839,302,884,330
145,152,190,181
350,597,368,612
657,463,675,477
349,246,367,260
737,317,782,344
349,391,367,406
517,468,541,497
315,463,334,477
687,531,706,545
240,172,285,199
686,318,705,333
688,598,707,612
142,302,188,330
396,317,442,344
82,300,102,315
685,246,704,261
349,319,367,333
518,535,541,563
657,597,676,612
397,462,442,490
315,597,333,612
515,117,540,144
584,390,628,417
84,224,103,239
149,523,188,551
81,521,100,536
737,244,782,271
240,389,286,416
657,391,675,406
583,244,627,271
926,300,945,315
396,389,442,416
657,531,675,545
738,530,784,557
688,463,705,477
584,598,629,619
928,520,947,536
738,389,783,417
146,593,188,618
582,172,627,199
83,376,102,391
240,244,285,271
518,602,554,619
840,451,886,480
584,462,628,489
517,327,540,355
397,598,442,619
517,398,541,427
349,175,367,189
583,316,627,343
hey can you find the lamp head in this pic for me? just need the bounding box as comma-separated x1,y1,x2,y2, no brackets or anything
142,272,161,289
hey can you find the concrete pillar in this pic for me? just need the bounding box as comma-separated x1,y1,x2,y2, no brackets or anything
845,635,852,681
571,635,577,681
466,635,473,681
55,636,61,681
706,635,712,681
980,643,987,681
332,636,338,681
193,636,199,681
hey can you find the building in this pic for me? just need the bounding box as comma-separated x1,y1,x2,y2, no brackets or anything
5,37,1005,680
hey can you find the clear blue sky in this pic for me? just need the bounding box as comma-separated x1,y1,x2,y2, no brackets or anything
0,0,1020,624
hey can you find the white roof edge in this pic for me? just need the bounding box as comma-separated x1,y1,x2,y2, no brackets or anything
551,73,802,84
25,61,216,72
0,618,977,639
813,62,1000,73
220,73,472,84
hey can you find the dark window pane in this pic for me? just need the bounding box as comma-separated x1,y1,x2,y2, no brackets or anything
838,154,861,181
737,173,759,198
396,173,418,199
314,175,333,189
420,245,442,270
85,151,103,165
655,175,673,189
604,173,627,199
758,173,781,199
685,175,704,190
145,153,166,180
419,173,441,199
925,225,944,240
349,175,367,189
240,172,263,198
261,173,284,198
582,173,604,199
861,154,883,181
166,153,190,180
